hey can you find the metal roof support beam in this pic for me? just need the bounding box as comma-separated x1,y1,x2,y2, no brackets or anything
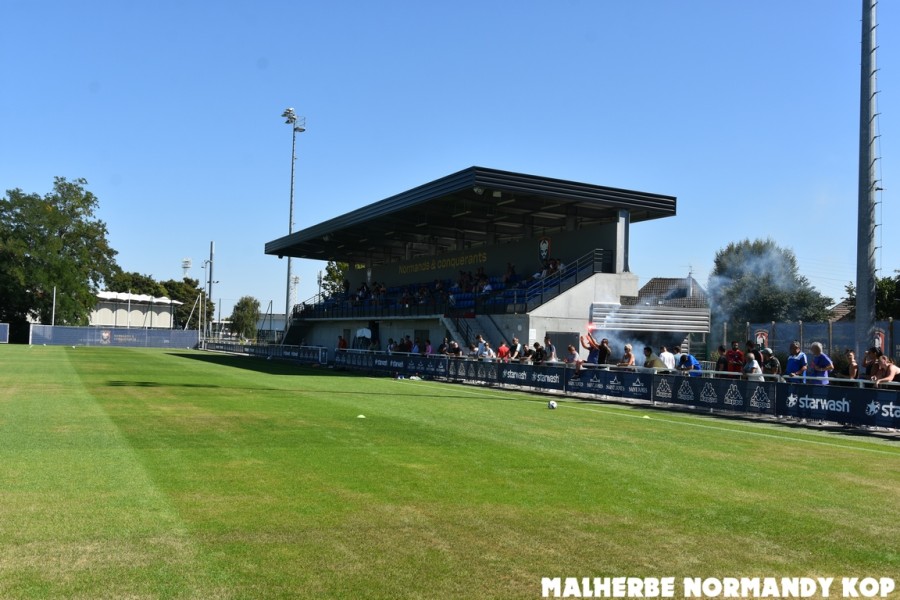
616,209,630,273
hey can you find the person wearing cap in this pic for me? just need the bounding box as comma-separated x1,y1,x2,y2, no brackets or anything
761,347,781,377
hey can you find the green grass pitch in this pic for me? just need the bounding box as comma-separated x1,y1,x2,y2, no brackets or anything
0,346,898,599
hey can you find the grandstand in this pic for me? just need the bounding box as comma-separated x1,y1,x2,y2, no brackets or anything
265,166,709,355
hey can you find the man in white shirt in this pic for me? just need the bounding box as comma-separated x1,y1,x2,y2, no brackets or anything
659,346,675,370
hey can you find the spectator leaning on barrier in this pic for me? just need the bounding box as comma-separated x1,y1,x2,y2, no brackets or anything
643,346,666,369
531,342,547,365
761,348,781,377
742,353,764,381
564,344,584,377
871,355,900,387
808,342,834,385
618,344,635,367
785,341,808,382
678,353,702,377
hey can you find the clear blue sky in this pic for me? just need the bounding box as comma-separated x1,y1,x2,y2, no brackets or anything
2,1,897,318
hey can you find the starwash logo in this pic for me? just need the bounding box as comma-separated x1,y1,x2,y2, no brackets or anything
787,393,851,413
880,401,900,417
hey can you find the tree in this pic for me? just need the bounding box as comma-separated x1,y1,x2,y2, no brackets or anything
708,238,833,338
322,261,350,297
106,271,168,298
230,296,261,341
159,278,213,330
842,271,900,320
0,177,118,340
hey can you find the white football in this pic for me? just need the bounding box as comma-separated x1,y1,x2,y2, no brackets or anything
548,400,558,410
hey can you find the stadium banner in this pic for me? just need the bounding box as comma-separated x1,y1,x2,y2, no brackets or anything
652,373,776,414
0,322,8,344
29,325,199,349
776,382,900,428
336,352,451,378
563,367,652,401
448,357,500,384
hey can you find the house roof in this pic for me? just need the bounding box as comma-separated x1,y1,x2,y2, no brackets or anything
264,166,677,267
622,276,709,308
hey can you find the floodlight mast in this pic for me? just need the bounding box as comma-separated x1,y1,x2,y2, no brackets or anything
855,0,878,356
281,108,306,340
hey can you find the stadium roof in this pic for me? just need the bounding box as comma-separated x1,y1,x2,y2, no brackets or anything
265,166,677,266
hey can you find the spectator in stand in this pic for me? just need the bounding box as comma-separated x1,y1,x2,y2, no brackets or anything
761,348,781,377
448,340,462,358
337,335,348,351
424,339,433,355
411,338,420,354
497,340,511,362
437,338,449,355
678,352,703,377
618,344,635,367
387,338,396,354
807,342,834,385
659,346,675,370
467,343,479,359
872,354,900,387
784,341,808,382
643,346,666,369
482,342,496,360
715,345,729,376
726,341,745,378
503,262,517,286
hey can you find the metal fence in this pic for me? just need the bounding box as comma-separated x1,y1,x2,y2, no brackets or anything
29,325,200,349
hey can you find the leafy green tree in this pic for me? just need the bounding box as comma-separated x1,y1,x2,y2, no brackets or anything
230,296,261,341
106,271,168,298
159,278,213,330
0,177,118,340
708,238,832,338
322,261,350,297
842,271,900,320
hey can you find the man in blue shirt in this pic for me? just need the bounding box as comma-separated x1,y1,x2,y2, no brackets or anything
678,353,702,377
785,341,808,382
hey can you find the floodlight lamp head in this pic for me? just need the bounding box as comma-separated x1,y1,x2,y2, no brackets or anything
282,107,297,124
